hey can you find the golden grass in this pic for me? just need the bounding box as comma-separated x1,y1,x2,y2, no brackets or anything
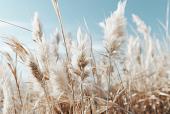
0,0,170,114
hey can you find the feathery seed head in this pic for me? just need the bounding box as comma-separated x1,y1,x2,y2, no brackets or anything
5,37,29,61
32,12,43,42
76,28,91,69
100,0,127,56
28,56,44,82
132,14,151,36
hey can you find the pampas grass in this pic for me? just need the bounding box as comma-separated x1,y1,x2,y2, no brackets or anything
0,0,170,114
2,72,16,114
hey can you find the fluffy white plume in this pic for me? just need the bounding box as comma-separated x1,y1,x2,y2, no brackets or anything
76,27,91,54
32,12,43,42
100,0,127,55
132,14,151,37
2,76,15,114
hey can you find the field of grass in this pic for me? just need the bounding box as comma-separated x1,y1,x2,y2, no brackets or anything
0,0,170,114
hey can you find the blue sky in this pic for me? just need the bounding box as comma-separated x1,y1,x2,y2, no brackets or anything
0,0,168,44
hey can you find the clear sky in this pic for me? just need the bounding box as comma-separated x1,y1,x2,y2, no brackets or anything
0,0,168,45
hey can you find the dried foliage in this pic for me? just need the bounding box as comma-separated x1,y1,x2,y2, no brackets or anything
0,0,170,114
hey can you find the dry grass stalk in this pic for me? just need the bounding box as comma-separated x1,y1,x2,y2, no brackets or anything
51,0,70,61
0,51,23,107
0,19,32,32
100,0,127,113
